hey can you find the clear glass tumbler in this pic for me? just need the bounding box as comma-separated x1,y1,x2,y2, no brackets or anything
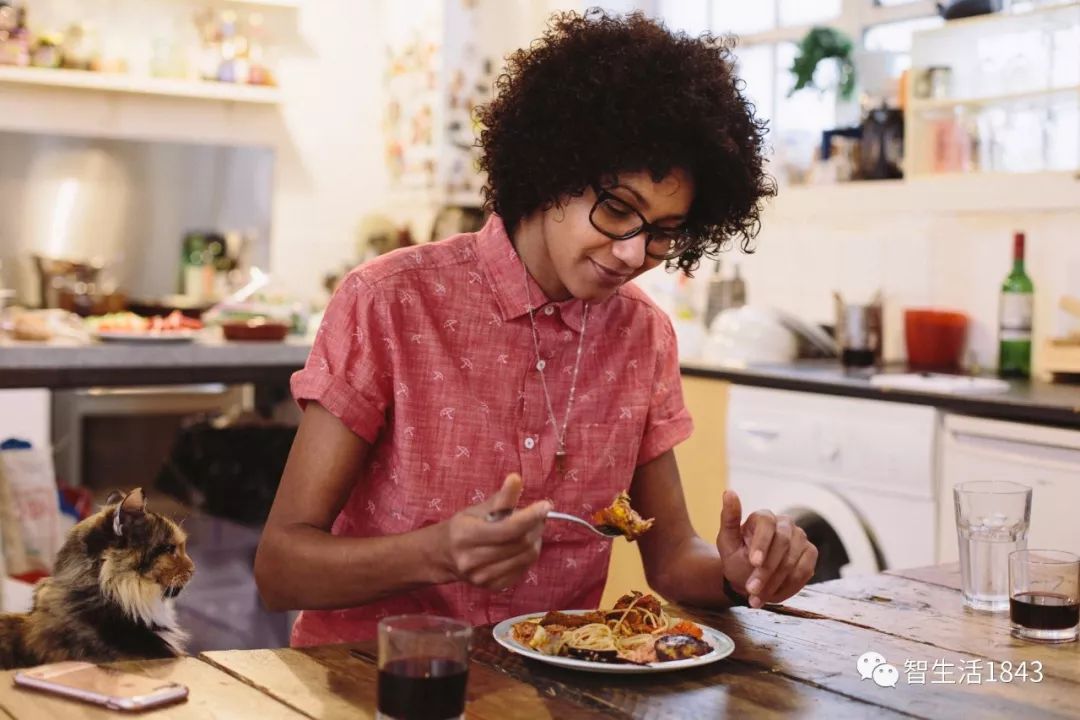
954,480,1032,612
1009,550,1079,643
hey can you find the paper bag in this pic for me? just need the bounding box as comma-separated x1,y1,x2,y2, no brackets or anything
0,445,65,575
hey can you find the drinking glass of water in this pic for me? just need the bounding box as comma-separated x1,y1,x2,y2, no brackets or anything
377,615,471,720
1009,550,1079,643
954,480,1032,612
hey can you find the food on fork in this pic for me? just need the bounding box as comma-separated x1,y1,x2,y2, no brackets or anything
509,591,713,665
591,492,654,541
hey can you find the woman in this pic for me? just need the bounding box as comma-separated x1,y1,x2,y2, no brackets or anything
255,9,817,647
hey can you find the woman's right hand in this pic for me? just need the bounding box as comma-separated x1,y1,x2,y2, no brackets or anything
440,473,551,590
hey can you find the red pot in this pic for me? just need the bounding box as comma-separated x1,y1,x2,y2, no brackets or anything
904,309,969,371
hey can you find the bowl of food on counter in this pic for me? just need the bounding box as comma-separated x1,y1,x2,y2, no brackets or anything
220,316,291,342
203,296,302,342
86,311,203,343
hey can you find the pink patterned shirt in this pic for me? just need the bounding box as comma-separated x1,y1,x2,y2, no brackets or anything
289,214,693,646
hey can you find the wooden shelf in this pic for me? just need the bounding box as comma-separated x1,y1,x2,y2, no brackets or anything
171,0,301,7
0,66,282,104
769,171,1080,217
910,85,1080,112
915,0,1079,36
224,0,301,6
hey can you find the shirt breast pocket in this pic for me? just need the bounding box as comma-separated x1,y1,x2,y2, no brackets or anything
551,418,644,520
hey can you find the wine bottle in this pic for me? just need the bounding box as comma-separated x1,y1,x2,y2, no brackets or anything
998,232,1033,378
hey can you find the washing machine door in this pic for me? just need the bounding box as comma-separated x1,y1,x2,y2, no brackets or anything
728,473,881,581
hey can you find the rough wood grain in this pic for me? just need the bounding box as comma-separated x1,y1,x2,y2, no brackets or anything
885,563,963,591
202,646,616,720
464,633,911,720
0,657,304,720
672,602,1080,720
782,573,1080,684
5,565,1070,719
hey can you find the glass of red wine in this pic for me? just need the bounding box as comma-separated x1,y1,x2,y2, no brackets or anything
1009,550,1079,643
377,615,472,720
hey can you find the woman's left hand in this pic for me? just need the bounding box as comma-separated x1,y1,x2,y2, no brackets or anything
715,489,818,608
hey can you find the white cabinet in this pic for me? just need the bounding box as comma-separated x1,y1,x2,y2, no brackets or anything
0,389,50,449
727,386,940,578
939,414,1080,560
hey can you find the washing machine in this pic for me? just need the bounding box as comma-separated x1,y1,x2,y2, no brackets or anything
727,385,940,581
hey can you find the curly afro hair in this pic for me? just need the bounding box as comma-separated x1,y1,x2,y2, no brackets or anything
476,9,775,274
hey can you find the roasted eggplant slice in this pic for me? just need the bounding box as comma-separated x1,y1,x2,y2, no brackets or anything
564,646,622,663
654,634,713,662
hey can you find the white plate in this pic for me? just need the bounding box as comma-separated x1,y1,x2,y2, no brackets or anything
492,611,735,674
94,331,196,344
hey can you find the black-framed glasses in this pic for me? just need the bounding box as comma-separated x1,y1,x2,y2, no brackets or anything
588,185,690,261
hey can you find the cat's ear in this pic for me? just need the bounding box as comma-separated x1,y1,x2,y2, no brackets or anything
105,490,125,506
112,488,147,537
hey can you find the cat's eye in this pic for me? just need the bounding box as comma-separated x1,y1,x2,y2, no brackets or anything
162,544,177,555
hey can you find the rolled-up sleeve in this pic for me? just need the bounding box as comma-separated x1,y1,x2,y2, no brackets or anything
635,318,694,467
290,273,394,443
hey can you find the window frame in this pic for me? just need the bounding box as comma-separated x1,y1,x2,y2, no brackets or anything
704,0,939,46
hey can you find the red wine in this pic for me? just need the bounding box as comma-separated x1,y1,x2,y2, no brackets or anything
377,657,467,720
1010,592,1080,630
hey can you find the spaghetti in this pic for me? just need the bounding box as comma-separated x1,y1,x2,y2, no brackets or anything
510,591,712,664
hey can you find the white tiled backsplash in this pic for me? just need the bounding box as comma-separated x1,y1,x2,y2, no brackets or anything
644,205,1080,375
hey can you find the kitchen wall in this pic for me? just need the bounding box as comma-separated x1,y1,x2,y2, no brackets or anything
2,0,388,304
674,197,1080,374
0,132,273,303
3,0,593,303
6,0,1074,366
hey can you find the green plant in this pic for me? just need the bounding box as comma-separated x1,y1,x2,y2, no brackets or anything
788,27,856,101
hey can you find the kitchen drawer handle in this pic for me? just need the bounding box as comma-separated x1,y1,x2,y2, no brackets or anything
949,430,1080,474
736,422,781,440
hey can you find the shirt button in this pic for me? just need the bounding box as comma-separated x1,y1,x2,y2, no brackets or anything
523,437,536,450
543,306,554,316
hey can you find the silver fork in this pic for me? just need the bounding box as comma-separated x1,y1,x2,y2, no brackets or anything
485,508,621,538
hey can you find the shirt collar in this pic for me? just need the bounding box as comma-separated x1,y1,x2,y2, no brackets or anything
476,214,587,333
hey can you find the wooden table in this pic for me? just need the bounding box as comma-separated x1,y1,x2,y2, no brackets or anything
0,564,1076,718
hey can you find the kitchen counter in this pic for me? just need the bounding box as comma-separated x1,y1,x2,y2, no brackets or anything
682,360,1080,430
0,337,312,389
0,564,1074,718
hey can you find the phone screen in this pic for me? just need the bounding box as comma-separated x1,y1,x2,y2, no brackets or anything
15,662,188,709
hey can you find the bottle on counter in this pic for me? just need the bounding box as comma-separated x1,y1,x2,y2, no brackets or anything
729,264,747,308
704,260,724,330
998,231,1034,378
703,261,747,332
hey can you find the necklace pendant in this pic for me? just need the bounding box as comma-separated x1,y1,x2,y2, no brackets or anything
555,449,567,473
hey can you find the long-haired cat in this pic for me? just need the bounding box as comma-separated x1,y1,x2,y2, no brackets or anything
0,488,195,669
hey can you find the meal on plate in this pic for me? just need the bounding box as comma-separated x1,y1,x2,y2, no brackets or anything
86,311,203,334
510,591,713,664
592,492,654,541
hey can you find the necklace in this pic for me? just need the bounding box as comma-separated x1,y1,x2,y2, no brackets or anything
521,261,589,474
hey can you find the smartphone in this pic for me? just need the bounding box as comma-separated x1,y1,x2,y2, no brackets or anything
13,661,189,711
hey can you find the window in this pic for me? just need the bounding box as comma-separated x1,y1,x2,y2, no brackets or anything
659,0,940,183
864,15,943,52
778,0,842,27
712,0,775,35
657,0,709,35
734,45,775,123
